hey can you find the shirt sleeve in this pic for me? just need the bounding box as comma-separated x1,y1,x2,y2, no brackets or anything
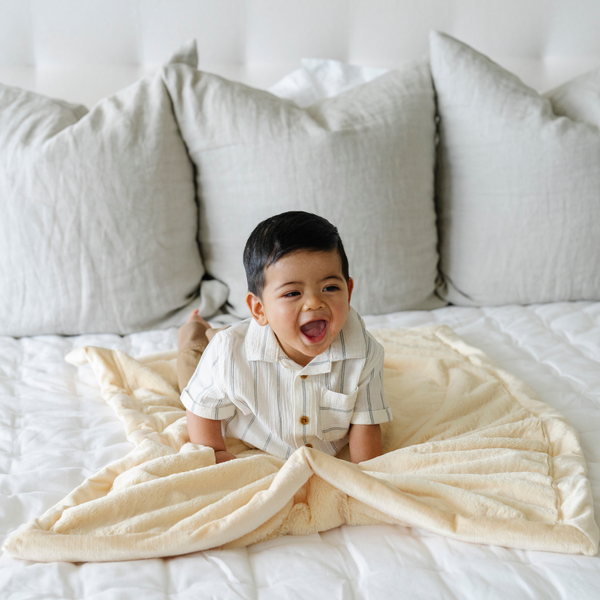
350,333,393,425
180,333,237,421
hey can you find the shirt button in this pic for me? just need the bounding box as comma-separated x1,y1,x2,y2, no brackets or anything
300,375,307,379
300,416,309,425
305,443,313,448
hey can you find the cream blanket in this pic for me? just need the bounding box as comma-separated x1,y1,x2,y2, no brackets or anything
4,326,598,561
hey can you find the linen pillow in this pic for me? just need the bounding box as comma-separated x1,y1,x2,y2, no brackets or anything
0,42,227,336
162,59,441,318
430,31,600,306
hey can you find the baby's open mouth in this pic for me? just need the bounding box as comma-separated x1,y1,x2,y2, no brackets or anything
300,320,328,342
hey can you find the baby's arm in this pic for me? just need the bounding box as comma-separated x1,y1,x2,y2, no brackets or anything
186,410,236,463
347,333,391,464
348,424,383,464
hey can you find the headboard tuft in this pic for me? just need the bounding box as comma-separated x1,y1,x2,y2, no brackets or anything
1,0,599,104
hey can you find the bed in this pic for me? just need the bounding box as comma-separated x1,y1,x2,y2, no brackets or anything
1,2,599,598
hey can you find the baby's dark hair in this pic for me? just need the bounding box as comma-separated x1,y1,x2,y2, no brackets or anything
243,211,350,298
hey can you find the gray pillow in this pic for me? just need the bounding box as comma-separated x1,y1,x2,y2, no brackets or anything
0,42,227,336
431,31,600,306
162,59,441,318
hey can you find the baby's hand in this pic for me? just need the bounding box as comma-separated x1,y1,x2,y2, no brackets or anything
215,450,237,463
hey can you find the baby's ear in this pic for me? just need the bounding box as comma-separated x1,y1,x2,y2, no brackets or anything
246,292,268,326
347,277,354,305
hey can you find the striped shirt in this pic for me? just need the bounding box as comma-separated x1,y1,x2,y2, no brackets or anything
181,308,392,460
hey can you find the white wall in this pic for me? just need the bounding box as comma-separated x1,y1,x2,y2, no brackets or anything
1,0,600,105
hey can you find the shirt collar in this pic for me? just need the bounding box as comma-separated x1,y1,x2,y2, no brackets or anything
327,308,369,362
245,307,368,366
245,318,285,363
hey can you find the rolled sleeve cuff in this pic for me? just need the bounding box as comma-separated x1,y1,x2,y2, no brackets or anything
350,406,393,426
180,389,237,421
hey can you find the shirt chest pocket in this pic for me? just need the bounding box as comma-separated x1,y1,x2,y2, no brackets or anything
318,388,358,442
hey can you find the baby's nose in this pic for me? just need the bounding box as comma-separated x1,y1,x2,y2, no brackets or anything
303,292,324,309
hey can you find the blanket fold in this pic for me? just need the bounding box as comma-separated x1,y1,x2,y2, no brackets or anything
4,326,598,561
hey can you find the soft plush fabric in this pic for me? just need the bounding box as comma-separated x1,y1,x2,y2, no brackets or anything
162,59,441,318
0,42,227,336
430,31,600,306
4,326,597,562
269,58,389,108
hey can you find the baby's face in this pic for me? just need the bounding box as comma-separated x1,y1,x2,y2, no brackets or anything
247,249,353,367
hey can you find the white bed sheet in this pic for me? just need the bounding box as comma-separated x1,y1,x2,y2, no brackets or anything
1,302,599,599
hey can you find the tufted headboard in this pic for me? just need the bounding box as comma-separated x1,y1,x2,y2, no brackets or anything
1,0,600,106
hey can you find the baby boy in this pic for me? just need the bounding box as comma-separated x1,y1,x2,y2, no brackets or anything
179,211,392,464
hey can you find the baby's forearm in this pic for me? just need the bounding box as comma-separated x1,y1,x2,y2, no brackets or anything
186,410,236,463
186,410,227,449
186,411,237,462
348,424,383,464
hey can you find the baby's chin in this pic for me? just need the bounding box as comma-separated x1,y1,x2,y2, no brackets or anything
286,337,327,362
298,336,335,360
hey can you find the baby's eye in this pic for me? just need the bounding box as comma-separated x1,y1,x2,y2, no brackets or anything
323,285,340,292
283,291,300,298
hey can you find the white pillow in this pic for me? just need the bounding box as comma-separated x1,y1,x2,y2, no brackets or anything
269,58,389,107
162,58,441,318
0,42,227,336
431,31,600,306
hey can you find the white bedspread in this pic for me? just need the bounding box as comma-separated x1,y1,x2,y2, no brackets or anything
2,302,599,598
